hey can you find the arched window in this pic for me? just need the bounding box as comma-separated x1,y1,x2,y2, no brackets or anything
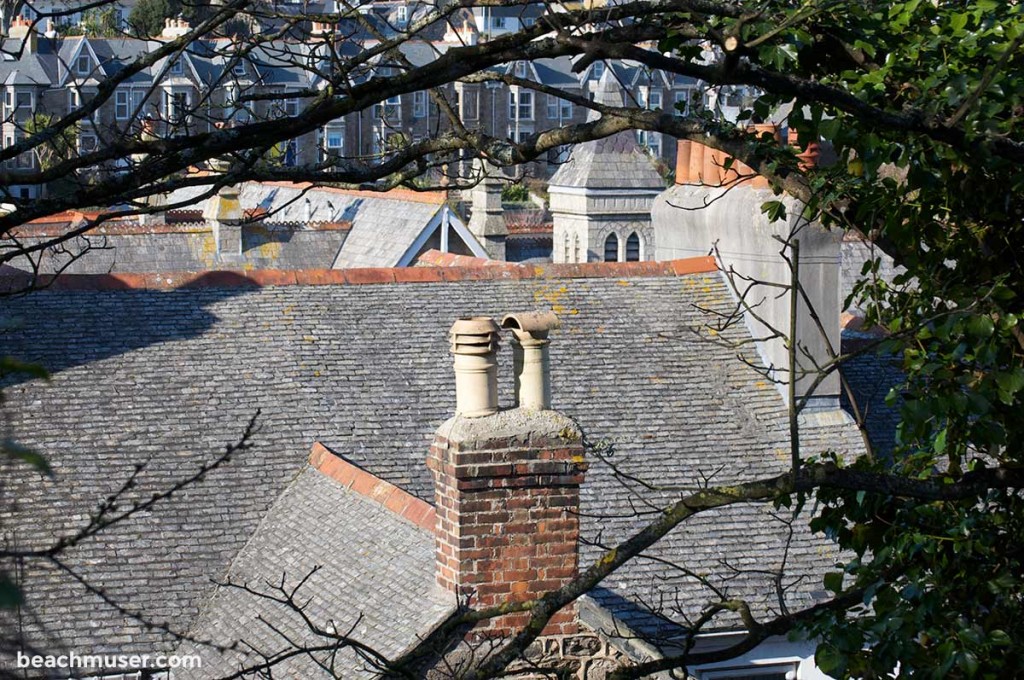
626,232,641,262
572,233,580,263
604,233,619,262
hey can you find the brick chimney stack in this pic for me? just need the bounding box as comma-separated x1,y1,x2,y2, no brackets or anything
427,316,587,637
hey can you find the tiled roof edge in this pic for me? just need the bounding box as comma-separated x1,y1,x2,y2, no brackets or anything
0,256,718,292
415,250,510,268
308,442,436,532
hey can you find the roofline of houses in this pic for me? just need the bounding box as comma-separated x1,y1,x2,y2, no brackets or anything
0,252,718,292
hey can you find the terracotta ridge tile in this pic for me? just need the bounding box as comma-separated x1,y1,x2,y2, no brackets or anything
9,256,718,292
308,442,436,532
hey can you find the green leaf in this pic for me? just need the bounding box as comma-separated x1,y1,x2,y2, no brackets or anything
0,357,48,380
966,315,994,338
0,573,23,609
824,571,844,594
2,439,53,476
761,200,787,222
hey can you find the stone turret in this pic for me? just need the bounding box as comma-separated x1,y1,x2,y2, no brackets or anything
549,71,665,263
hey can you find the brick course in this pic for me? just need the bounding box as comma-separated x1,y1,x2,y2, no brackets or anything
426,413,587,637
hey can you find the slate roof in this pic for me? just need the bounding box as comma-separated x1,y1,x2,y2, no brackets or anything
549,72,665,190
0,265,868,672
163,182,461,269
178,465,454,677
8,225,348,274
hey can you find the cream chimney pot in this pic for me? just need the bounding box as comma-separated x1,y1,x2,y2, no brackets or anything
501,311,559,410
450,317,500,417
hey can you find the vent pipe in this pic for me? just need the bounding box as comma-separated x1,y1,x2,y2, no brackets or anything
501,311,559,410
449,317,500,417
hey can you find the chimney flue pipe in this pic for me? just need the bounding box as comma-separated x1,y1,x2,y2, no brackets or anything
501,311,559,410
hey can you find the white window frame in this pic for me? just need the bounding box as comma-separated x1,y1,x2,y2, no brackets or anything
78,131,98,154
15,91,32,111
591,61,605,79
324,125,344,151
509,88,533,121
164,90,191,126
283,138,298,167
697,662,797,680
546,94,572,120
68,89,81,111
374,95,401,121
412,91,427,118
514,61,527,78
76,54,90,76
396,4,408,24
283,97,299,117
460,88,478,120
115,90,130,119
232,61,246,76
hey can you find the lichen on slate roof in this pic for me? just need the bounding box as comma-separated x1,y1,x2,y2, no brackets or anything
0,271,869,673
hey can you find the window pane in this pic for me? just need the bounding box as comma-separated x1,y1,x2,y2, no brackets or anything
626,232,640,262
604,233,618,262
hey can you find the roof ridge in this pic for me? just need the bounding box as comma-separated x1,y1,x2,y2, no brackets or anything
0,256,718,292
308,442,435,532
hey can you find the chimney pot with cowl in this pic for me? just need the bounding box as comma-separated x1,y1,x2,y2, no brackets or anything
501,311,559,411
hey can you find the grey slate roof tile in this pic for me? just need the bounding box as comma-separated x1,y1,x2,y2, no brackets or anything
177,466,454,678
0,273,870,670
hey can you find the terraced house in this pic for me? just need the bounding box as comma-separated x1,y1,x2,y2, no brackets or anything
0,6,724,201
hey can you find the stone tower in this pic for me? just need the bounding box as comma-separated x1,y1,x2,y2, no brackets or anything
548,71,665,263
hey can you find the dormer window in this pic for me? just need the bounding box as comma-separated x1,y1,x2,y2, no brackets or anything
232,62,246,76
170,58,184,75
592,61,605,80
514,61,527,78
283,97,299,116
76,54,90,76
396,5,408,24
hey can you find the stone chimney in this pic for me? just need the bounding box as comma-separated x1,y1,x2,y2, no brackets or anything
203,186,244,263
9,16,37,53
161,17,191,39
427,315,586,637
467,160,508,260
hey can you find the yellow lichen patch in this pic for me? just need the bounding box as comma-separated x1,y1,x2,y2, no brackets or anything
197,234,217,267
649,376,666,384
773,448,789,461
616,280,631,287
303,335,317,343
252,230,283,261
282,305,295,316
755,381,768,390
595,326,606,333
568,309,579,315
